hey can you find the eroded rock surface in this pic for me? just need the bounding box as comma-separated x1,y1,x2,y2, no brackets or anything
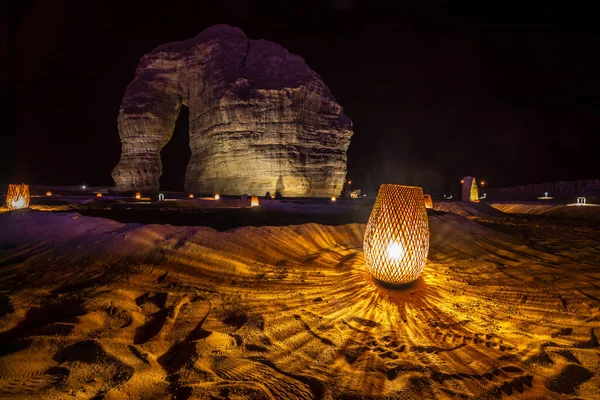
112,25,353,196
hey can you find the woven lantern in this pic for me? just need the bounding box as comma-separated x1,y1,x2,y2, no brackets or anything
331,196,337,202
189,193,194,198
251,196,259,207
46,191,52,196
214,194,220,200
135,192,141,199
6,184,30,210
423,194,433,209
363,184,430,285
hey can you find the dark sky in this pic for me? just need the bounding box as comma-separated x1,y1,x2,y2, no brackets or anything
6,0,600,194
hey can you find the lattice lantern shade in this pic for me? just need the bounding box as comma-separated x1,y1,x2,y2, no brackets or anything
363,185,430,285
423,194,433,209
6,184,30,210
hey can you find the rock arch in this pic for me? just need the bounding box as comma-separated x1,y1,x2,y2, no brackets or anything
112,25,353,197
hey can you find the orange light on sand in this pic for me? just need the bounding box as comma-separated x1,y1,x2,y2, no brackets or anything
331,196,337,202
423,194,433,209
135,192,141,199
189,193,194,198
96,193,103,197
6,184,30,210
46,191,52,196
214,194,220,200
363,184,430,285
251,196,259,207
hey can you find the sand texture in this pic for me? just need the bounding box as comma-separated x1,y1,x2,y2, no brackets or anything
1,205,600,399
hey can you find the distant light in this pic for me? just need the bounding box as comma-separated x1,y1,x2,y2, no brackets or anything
480,180,485,186
331,196,337,202
251,196,260,207
545,192,548,197
214,194,220,200
96,192,103,197
46,191,52,196
189,193,194,199
158,193,165,201
460,179,464,184
135,192,141,199
348,180,352,184
577,197,586,205
82,185,86,190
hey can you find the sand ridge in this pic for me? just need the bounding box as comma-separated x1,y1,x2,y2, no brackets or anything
0,206,599,399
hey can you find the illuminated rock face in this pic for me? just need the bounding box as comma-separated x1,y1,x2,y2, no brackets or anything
461,176,479,202
112,25,353,196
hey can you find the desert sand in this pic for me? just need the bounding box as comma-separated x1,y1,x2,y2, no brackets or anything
0,201,599,399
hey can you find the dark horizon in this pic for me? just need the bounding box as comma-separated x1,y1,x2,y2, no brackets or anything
5,1,600,194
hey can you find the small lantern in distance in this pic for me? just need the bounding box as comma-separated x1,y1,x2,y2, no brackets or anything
135,192,141,199
96,192,103,197
331,196,337,202
423,194,433,209
46,191,52,196
189,193,194,199
363,184,430,285
251,196,260,207
214,194,220,200
6,184,30,210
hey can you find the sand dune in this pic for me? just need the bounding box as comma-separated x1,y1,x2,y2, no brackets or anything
1,205,599,399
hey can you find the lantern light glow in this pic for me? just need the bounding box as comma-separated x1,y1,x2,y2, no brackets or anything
214,194,220,200
6,184,30,211
135,192,141,199
423,194,433,209
251,196,259,207
331,196,337,202
46,191,52,196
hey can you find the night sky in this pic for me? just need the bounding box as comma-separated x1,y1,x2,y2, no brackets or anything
6,1,600,195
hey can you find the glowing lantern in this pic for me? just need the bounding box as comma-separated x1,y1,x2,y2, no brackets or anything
461,177,479,202
214,194,220,200
331,196,337,202
46,191,52,196
96,192,103,197
423,194,433,209
135,192,141,199
6,184,30,210
250,196,259,207
189,193,194,198
270,194,275,199
363,184,430,285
